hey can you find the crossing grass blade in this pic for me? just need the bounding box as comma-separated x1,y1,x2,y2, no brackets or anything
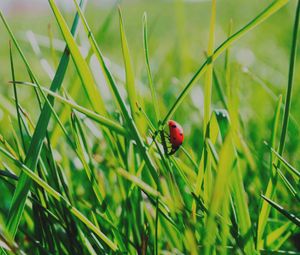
257,95,282,249
277,0,300,157
270,146,300,179
0,2,83,237
116,168,159,198
262,222,293,248
261,195,300,227
10,81,127,136
204,131,235,254
50,3,116,147
162,0,289,125
277,168,300,201
48,0,107,115
9,42,26,153
71,0,159,184
0,146,118,251
70,112,127,251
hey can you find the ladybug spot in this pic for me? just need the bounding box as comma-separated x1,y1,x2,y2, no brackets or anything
172,125,177,128
180,133,183,136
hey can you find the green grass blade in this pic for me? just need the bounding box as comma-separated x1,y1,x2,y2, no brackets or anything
116,168,159,198
203,0,216,137
276,167,300,201
261,195,300,227
204,131,235,254
143,13,160,125
262,222,293,248
257,95,282,249
162,0,289,125
231,163,256,253
71,0,159,184
277,0,300,156
0,3,83,237
118,8,141,128
270,146,300,179
9,42,26,153
48,0,107,116
0,146,118,251
201,0,216,213
11,81,127,136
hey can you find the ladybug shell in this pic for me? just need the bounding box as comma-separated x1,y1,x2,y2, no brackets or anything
168,120,184,148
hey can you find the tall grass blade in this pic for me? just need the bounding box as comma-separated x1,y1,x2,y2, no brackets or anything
261,195,300,227
119,8,142,130
257,95,282,249
48,0,107,115
1,2,83,237
204,131,235,254
162,0,289,125
11,81,127,136
71,0,159,183
0,146,118,251
143,13,160,125
201,0,216,213
277,0,300,156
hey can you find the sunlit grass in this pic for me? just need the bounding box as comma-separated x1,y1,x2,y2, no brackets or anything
0,0,299,254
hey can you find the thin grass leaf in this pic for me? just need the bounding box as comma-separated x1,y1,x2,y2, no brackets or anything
262,222,293,248
71,0,159,184
204,131,235,254
276,167,300,201
269,146,300,179
277,0,300,157
11,81,126,136
231,161,256,254
162,0,289,125
119,8,141,127
261,195,300,227
116,168,159,198
143,13,160,125
257,95,282,249
48,0,107,115
0,146,118,251
0,2,84,237
201,0,216,217
9,42,26,153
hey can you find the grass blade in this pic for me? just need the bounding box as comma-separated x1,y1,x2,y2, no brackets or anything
204,131,235,254
1,2,84,237
162,0,289,125
11,81,127,136
143,13,160,125
48,0,107,116
257,95,282,249
0,146,118,251
277,0,300,156
71,0,159,184
118,8,141,128
270,146,300,179
261,195,300,227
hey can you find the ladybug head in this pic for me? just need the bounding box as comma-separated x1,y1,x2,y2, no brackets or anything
168,120,177,128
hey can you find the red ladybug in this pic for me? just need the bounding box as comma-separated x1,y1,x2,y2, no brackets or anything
168,120,184,155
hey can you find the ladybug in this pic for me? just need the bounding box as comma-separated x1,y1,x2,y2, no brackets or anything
160,120,184,155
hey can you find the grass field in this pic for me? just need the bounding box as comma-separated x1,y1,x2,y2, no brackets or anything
0,0,299,254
